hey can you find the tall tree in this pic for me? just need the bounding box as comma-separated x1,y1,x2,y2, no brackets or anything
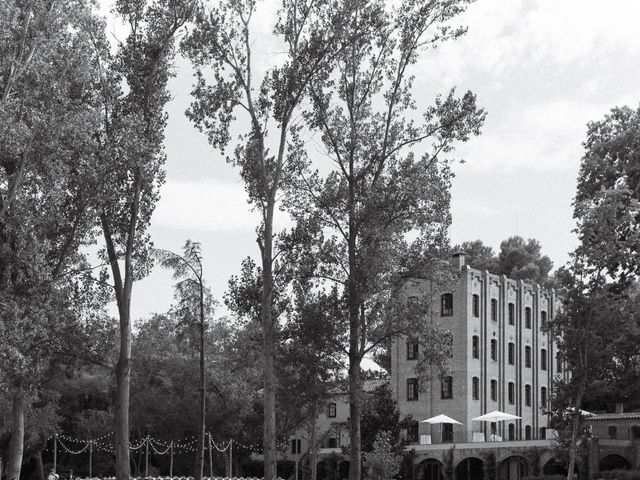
286,1,484,478
156,240,213,480
94,2,193,479
452,240,499,273
182,3,354,478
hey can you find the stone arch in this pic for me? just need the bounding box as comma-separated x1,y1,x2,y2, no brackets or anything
337,461,349,480
599,454,631,471
416,458,443,480
498,455,529,480
455,457,483,480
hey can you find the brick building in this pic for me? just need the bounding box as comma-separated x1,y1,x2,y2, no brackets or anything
391,253,568,444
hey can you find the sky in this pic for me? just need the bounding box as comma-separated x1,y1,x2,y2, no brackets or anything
101,0,640,322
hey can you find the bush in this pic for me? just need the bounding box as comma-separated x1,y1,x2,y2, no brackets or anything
523,475,566,480
598,470,640,480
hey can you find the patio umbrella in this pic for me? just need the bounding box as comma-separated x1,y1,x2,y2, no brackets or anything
472,411,521,480
421,414,463,443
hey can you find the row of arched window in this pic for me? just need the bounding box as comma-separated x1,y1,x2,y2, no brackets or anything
471,376,548,407
469,335,560,372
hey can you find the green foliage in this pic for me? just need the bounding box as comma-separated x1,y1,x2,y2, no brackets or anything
454,236,553,285
599,470,640,480
363,432,402,480
360,385,400,453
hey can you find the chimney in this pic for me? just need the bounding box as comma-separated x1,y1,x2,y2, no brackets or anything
615,402,624,414
452,252,466,270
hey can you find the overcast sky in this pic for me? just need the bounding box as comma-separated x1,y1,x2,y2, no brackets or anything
102,0,640,322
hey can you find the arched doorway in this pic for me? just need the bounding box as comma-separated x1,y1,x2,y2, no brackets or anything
599,454,631,471
337,461,349,480
316,459,337,480
417,459,443,480
456,458,483,480
542,457,567,475
499,455,528,480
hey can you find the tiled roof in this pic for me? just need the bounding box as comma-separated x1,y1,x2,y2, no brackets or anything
363,378,389,392
587,412,640,421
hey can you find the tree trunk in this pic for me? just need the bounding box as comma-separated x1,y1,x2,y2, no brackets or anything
567,378,587,480
35,450,45,480
6,388,26,480
262,199,277,480
348,360,361,480
310,403,318,480
115,308,132,480
195,283,206,480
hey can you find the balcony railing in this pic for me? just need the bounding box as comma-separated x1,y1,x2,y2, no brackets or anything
406,430,557,445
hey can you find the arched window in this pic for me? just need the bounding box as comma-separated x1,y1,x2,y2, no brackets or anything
508,382,515,404
441,293,453,316
491,298,497,321
508,303,515,325
490,339,497,361
508,342,515,365
525,307,532,328
490,379,497,402
472,377,479,400
328,402,337,418
525,346,531,368
541,311,547,325
540,427,547,440
556,353,562,373
541,348,548,371
525,425,532,440
541,387,547,407
472,294,480,317
525,384,531,406
608,426,618,440
472,335,479,359
508,423,515,441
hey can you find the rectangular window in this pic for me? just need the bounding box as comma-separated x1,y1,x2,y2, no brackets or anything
508,303,514,325
441,294,453,316
472,377,479,400
491,299,497,321
508,382,515,404
407,340,418,360
472,335,479,359
472,294,480,317
608,426,617,440
328,402,337,418
525,385,531,406
525,346,531,368
541,311,547,326
490,379,497,402
556,354,562,373
490,339,497,361
525,307,532,329
407,379,418,401
441,376,453,399
291,439,301,454
327,438,337,448
508,342,515,365
541,349,547,371
541,387,547,407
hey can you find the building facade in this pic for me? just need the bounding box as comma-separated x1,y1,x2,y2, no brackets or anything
391,253,568,444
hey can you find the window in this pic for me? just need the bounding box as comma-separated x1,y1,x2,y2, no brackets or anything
491,298,497,321
541,311,547,326
508,342,515,365
441,376,453,399
556,353,562,373
525,346,531,368
540,427,547,440
472,335,479,359
608,426,617,440
490,379,497,402
442,423,453,443
441,293,453,316
328,402,337,417
327,438,337,448
291,439,301,454
405,421,419,444
508,382,515,404
541,349,547,371
490,339,497,361
525,385,531,406
472,294,480,317
541,387,547,407
508,423,515,441
632,426,640,439
472,377,479,400
508,303,515,325
525,307,531,329
407,379,418,401
525,426,532,440
407,340,418,360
